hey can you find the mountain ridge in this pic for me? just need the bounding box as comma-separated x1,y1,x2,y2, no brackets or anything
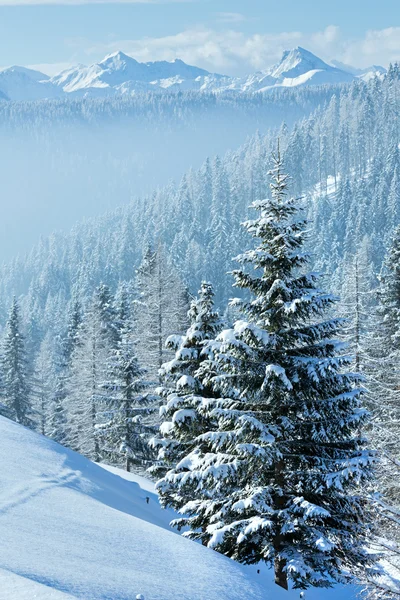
0,47,387,101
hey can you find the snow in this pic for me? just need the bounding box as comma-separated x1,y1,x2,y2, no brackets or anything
0,415,361,599
0,46,361,101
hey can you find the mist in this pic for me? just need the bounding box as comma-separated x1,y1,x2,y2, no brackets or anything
0,89,334,260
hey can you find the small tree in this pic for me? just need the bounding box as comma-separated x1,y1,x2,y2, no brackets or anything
98,326,155,472
1,298,34,428
152,282,223,480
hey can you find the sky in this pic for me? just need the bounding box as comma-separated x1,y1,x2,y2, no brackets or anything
0,0,399,76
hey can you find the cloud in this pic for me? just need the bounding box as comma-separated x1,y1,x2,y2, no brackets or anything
26,24,398,77
79,25,343,76
341,27,400,67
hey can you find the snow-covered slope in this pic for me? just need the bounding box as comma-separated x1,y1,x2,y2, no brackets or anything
0,47,379,101
0,415,361,599
0,416,268,600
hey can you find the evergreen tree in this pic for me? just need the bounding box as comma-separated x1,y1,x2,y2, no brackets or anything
98,326,155,472
46,368,68,445
67,287,115,459
152,282,223,477
1,298,34,428
34,333,55,435
63,299,82,365
157,151,375,591
136,244,190,385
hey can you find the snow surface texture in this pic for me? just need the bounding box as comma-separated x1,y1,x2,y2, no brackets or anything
0,47,385,101
0,416,360,599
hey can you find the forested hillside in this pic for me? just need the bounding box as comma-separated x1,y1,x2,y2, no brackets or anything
1,67,399,325
0,86,336,258
1,66,400,598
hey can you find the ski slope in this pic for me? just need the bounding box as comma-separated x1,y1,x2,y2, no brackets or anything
0,416,360,599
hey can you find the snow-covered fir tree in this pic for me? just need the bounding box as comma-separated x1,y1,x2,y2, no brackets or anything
156,150,375,591
97,325,155,472
151,281,223,478
67,285,117,459
63,299,82,366
1,297,34,428
34,333,56,435
136,244,190,385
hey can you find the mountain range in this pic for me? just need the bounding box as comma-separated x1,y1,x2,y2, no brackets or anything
0,46,386,101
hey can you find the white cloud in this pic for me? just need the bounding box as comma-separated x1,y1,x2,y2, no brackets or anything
341,27,400,67
20,24,399,77
79,25,343,76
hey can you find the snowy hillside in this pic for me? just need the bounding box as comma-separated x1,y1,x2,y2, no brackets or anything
0,47,382,101
0,416,361,600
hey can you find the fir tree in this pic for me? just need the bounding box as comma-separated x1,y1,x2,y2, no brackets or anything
98,326,155,472
1,298,34,428
152,282,223,478
63,299,82,365
157,151,375,591
136,244,190,385
67,287,115,459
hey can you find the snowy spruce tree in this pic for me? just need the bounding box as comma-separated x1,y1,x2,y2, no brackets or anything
151,281,223,478
157,150,375,591
136,244,190,385
97,322,156,472
1,297,34,428
67,285,117,459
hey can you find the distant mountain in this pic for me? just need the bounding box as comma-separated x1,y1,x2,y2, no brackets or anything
0,65,62,101
50,51,220,96
230,47,355,92
0,47,386,101
330,59,387,81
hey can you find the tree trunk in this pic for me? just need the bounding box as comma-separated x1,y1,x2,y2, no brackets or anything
274,555,288,590
274,457,288,590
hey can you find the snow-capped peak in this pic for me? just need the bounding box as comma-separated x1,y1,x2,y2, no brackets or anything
99,51,139,69
0,65,49,82
269,47,340,79
0,47,388,101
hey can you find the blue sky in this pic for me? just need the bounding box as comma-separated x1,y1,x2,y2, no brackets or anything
0,0,399,75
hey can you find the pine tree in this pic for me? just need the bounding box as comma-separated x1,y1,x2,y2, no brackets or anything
1,298,34,428
67,287,115,459
63,299,82,365
157,151,375,591
46,369,68,445
136,244,190,385
34,333,55,435
97,326,155,472
153,282,223,478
